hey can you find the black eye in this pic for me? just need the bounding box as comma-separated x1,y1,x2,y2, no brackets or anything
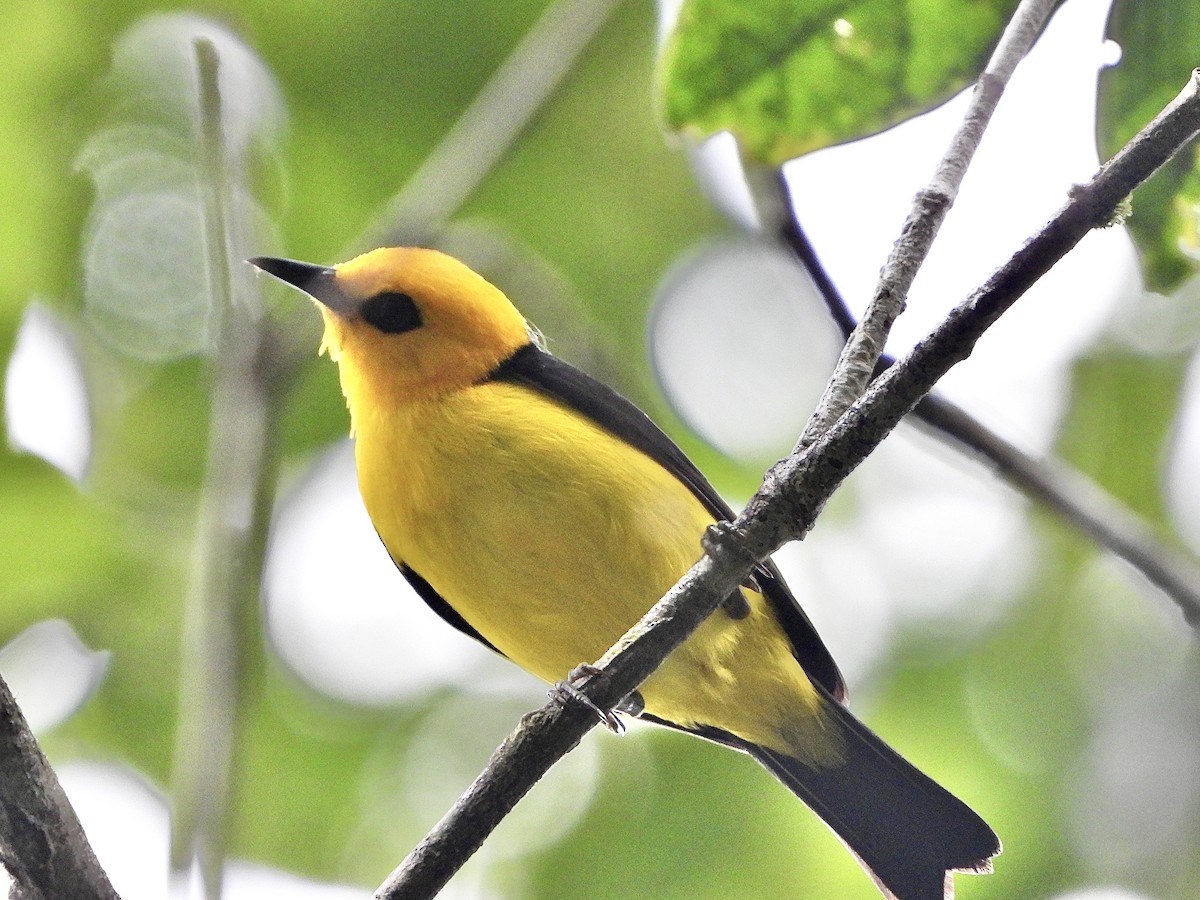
360,291,422,334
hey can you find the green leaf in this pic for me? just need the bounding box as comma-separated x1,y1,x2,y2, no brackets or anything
658,0,1019,166
1099,2,1200,293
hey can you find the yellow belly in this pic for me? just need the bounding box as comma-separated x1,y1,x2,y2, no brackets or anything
353,381,834,761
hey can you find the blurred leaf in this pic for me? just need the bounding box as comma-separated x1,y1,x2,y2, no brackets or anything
103,12,286,157
658,0,1019,165
1099,2,1200,293
523,732,845,899
1057,350,1186,523
78,14,283,362
0,457,124,626
228,671,390,877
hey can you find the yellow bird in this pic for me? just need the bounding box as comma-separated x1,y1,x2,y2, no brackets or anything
250,247,999,899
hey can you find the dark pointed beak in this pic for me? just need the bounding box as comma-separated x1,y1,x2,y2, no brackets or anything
247,256,353,315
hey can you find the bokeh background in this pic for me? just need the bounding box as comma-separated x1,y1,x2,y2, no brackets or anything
3,0,1200,898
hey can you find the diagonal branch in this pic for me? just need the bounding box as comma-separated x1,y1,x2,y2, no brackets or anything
915,391,1200,627
792,0,1059,451
374,67,1200,900
357,0,624,249
0,673,119,900
776,87,1200,622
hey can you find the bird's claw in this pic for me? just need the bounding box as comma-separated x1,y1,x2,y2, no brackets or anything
703,520,764,573
702,520,754,561
721,590,751,619
549,664,625,734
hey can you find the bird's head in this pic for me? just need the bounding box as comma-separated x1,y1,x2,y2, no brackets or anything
250,247,533,418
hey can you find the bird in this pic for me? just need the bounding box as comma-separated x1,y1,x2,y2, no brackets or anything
249,246,1000,899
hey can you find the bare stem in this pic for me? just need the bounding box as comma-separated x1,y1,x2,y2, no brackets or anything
168,39,282,900
374,66,1200,900
357,0,624,249
917,393,1200,626
794,0,1059,452
781,90,1200,625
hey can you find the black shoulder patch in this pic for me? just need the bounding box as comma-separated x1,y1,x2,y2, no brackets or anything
489,344,719,508
487,344,845,701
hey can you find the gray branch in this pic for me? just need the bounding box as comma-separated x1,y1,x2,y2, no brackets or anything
0,673,120,900
358,0,624,249
374,67,1200,900
168,39,288,900
916,392,1200,626
795,0,1059,451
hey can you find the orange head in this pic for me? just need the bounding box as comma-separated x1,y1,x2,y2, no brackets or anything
250,247,533,422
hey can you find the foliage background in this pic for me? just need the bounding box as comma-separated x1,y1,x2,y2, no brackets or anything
2,0,1200,898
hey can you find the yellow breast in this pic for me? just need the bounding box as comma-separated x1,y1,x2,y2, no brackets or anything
353,379,830,759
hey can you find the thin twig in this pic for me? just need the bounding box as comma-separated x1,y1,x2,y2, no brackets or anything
916,393,1200,626
794,0,1058,452
168,39,281,900
0,674,120,900
357,0,624,249
777,101,1200,624
374,67,1200,900
762,68,1200,527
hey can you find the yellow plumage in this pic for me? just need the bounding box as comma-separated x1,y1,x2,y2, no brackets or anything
326,248,833,759
355,377,832,759
250,246,999,900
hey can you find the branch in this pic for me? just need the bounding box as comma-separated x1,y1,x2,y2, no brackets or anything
748,68,1200,545
776,90,1200,623
792,0,1058,451
0,673,119,900
916,393,1200,626
375,68,1200,900
168,40,286,899
357,0,624,248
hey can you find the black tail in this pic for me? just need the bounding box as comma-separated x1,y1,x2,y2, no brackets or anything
749,694,999,900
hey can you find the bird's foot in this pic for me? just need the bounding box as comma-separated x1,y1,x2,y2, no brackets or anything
703,520,769,584
549,664,625,734
616,690,645,717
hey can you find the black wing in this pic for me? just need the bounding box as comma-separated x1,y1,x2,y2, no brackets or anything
489,343,846,702
376,522,506,658
399,563,503,656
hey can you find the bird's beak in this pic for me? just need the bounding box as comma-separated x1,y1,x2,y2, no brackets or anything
247,256,353,315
